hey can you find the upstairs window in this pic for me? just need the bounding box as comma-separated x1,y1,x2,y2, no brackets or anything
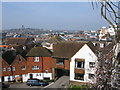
32,66,39,70
74,73,84,80
18,57,22,63
12,67,15,71
8,67,11,71
75,61,84,68
2,68,6,72
56,58,64,65
34,57,39,62
89,62,95,68
21,66,26,70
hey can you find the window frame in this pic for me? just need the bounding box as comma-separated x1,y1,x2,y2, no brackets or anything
34,57,39,62
75,61,84,69
8,67,11,71
56,58,64,65
12,67,15,71
74,73,84,80
21,66,26,70
32,66,39,70
18,57,22,63
2,68,6,72
88,74,95,79
89,62,95,68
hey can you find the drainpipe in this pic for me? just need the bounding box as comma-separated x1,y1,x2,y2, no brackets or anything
42,57,44,80
10,65,13,81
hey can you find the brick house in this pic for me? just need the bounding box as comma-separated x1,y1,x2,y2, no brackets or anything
11,55,28,82
1,58,12,82
26,46,53,80
1,49,29,82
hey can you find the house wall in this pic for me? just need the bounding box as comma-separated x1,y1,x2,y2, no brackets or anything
11,55,28,76
2,60,12,76
27,57,52,80
52,58,70,70
70,44,98,84
27,73,52,80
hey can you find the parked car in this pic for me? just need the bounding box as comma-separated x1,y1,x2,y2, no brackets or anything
26,79,49,86
2,83,10,88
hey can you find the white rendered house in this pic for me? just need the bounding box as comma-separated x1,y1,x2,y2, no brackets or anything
70,43,98,84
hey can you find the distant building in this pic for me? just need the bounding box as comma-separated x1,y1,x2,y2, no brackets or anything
7,37,34,45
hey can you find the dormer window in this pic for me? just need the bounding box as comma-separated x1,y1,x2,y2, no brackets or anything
23,46,26,50
34,57,39,62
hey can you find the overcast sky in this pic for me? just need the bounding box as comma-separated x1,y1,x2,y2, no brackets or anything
2,2,112,30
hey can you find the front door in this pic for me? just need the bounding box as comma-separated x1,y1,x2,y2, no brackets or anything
2,76,4,82
29,74,33,79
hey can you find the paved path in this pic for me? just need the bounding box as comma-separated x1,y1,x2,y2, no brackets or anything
43,76,70,89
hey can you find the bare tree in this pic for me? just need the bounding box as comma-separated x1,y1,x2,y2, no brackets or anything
92,1,120,89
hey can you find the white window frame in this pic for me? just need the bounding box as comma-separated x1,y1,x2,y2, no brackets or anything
2,68,6,72
12,67,15,71
89,62,95,68
8,67,11,71
75,61,84,69
89,74,95,79
18,57,22,63
100,43,104,48
32,66,39,70
34,57,39,62
21,66,26,70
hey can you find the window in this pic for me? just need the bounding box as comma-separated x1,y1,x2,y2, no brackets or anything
12,67,15,71
75,61,84,68
18,57,22,62
34,57,39,62
8,67,11,71
74,73,84,80
89,62,95,68
45,70,48,73
25,74,27,77
89,74,95,79
36,74,39,76
56,58,64,65
21,66,26,70
2,68,6,72
32,66,39,70
100,43,104,48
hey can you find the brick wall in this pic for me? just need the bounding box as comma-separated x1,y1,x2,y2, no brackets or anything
11,55,28,76
27,57,52,73
2,59,12,76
